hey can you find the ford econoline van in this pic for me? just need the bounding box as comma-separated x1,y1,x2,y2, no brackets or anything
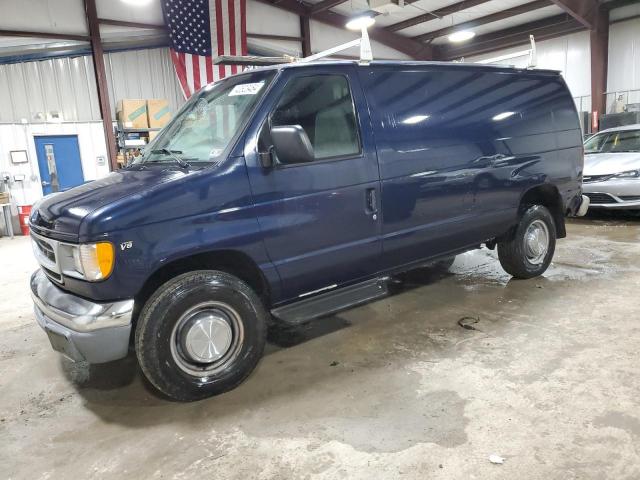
29,61,588,400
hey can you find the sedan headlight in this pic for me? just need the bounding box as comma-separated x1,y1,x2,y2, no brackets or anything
614,170,640,179
60,242,115,281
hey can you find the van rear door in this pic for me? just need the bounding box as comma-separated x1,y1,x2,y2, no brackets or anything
243,65,382,302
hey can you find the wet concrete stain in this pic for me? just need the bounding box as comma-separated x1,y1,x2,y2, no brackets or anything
236,376,469,453
593,412,640,438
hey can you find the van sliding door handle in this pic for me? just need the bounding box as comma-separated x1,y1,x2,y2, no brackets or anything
365,188,378,215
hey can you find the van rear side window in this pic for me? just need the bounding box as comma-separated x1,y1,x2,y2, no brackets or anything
271,75,361,161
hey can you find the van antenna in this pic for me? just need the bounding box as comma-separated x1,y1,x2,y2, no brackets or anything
527,35,537,69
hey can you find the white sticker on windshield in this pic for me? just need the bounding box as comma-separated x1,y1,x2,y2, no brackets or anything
229,81,265,96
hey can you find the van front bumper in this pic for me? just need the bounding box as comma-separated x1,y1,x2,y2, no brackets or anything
30,269,134,363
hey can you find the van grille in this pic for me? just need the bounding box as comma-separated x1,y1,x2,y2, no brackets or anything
33,236,56,263
620,195,640,201
585,193,616,204
30,232,63,284
42,266,62,283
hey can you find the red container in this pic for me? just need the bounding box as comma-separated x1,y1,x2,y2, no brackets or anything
18,205,32,236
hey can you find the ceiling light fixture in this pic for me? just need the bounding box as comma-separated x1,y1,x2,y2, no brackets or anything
346,15,376,31
121,0,153,6
448,30,475,43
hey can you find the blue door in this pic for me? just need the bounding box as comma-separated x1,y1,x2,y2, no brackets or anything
34,135,85,195
244,66,382,302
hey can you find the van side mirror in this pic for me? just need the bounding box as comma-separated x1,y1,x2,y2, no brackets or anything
271,125,314,165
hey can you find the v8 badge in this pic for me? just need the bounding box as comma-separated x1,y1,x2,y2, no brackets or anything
120,241,133,251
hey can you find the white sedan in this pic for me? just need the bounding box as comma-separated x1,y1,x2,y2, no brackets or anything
583,124,640,209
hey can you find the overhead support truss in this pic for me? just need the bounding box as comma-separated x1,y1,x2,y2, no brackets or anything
413,0,551,43
436,13,584,60
255,0,433,60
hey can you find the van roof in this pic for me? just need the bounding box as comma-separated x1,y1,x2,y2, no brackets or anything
247,59,562,77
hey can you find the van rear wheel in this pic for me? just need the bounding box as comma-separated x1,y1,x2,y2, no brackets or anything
135,270,267,401
498,205,556,279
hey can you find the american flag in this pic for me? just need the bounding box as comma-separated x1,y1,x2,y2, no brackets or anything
162,0,247,98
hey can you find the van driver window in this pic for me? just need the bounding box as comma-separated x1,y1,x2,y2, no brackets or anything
271,75,360,161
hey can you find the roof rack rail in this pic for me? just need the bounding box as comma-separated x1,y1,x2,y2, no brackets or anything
213,23,374,68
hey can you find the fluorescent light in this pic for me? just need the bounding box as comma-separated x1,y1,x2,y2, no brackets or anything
403,114,430,125
346,15,375,31
121,0,153,5
492,111,516,121
448,30,476,43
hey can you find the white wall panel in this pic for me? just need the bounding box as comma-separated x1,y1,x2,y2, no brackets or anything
0,122,109,206
467,31,591,98
310,20,410,60
96,0,164,25
247,0,303,57
607,17,640,95
0,0,87,35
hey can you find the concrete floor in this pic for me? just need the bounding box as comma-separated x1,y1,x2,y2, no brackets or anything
1,214,640,479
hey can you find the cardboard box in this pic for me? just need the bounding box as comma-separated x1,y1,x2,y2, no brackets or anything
147,99,171,128
117,99,148,129
0,192,10,204
148,131,159,142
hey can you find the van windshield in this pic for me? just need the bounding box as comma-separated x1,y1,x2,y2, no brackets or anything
135,70,275,165
584,129,640,154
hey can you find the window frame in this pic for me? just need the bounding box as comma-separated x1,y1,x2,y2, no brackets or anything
260,72,364,168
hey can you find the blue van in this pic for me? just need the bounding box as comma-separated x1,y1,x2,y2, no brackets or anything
29,61,588,400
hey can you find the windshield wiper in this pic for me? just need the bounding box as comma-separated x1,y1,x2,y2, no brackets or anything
150,148,190,168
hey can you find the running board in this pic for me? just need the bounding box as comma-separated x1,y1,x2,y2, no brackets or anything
271,278,390,325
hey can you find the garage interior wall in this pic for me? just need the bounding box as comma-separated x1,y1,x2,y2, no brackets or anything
0,48,184,124
0,47,184,206
2,0,640,209
0,122,108,207
607,16,640,105
468,16,640,114
467,32,591,110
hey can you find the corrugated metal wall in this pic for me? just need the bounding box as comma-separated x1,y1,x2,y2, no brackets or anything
105,48,184,118
0,55,100,123
0,47,184,123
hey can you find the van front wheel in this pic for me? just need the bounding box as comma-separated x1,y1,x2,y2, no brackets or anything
135,270,267,401
498,205,556,279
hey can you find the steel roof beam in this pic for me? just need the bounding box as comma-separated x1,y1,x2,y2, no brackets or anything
386,0,493,33
549,0,599,28
413,0,551,42
256,0,433,59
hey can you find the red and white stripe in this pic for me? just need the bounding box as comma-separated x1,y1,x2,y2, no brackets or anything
170,0,247,99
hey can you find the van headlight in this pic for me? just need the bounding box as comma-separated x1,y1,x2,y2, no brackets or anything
614,170,640,179
60,242,115,281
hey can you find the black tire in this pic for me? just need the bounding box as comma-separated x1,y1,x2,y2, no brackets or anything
135,270,267,401
498,205,556,279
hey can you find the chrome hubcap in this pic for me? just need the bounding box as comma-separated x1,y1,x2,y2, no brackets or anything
170,301,244,377
183,312,233,363
524,219,550,265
